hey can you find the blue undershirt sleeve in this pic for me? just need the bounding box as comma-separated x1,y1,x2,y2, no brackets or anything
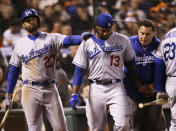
6,65,21,93
155,57,166,92
72,66,86,88
63,35,82,47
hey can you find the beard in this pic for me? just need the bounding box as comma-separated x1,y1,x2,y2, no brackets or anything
25,24,38,33
97,31,112,40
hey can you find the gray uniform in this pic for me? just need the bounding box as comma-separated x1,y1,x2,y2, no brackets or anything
73,32,135,131
154,27,176,131
10,32,68,131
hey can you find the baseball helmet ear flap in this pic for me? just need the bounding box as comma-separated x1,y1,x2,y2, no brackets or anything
21,9,40,27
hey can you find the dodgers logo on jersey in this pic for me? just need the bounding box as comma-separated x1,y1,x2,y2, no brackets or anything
104,45,123,52
86,46,101,59
135,54,155,66
21,44,52,64
162,31,176,41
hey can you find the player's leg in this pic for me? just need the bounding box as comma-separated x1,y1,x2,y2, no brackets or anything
147,105,166,131
43,85,68,131
128,98,144,131
165,77,176,131
86,84,108,131
108,83,131,131
21,85,43,131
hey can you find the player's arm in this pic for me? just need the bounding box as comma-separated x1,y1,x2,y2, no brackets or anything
70,66,86,109
5,65,21,110
125,58,154,95
63,35,82,48
154,57,168,99
63,33,92,48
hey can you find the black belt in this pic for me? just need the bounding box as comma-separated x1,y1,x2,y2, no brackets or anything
168,75,176,77
23,80,55,86
89,79,121,85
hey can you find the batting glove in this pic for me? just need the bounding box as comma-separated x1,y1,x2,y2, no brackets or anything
156,92,168,100
81,32,92,41
5,95,11,111
70,94,80,110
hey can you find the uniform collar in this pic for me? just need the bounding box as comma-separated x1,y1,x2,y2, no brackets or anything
28,31,41,41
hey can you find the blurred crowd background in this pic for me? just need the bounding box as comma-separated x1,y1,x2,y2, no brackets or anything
0,0,175,110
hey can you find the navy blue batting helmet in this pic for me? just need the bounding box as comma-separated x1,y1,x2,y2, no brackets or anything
21,9,40,25
96,13,113,28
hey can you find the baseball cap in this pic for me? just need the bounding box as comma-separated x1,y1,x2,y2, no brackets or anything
96,13,113,28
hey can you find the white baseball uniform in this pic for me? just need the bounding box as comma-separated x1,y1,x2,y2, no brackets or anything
10,32,68,131
73,32,135,131
154,27,176,131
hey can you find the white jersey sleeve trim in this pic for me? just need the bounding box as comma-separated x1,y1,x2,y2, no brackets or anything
72,61,87,69
9,62,22,67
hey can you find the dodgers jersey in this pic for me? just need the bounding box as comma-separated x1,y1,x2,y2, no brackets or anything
72,32,135,80
9,32,66,81
154,27,176,77
124,36,160,100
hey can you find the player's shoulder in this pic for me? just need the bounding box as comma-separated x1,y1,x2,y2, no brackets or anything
15,36,28,47
110,32,130,44
112,32,129,39
3,28,11,36
39,31,50,38
162,27,176,42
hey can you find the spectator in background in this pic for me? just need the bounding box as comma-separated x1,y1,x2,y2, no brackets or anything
2,19,27,61
129,0,146,21
26,0,40,11
39,23,49,32
70,3,93,35
0,4,16,36
148,7,159,22
53,3,71,22
38,0,58,10
121,11,138,36
87,0,93,17
114,0,129,32
51,21,62,33
0,68,3,87
55,68,70,107
43,5,56,31
98,1,110,14
79,85,89,103
0,79,22,110
59,24,76,81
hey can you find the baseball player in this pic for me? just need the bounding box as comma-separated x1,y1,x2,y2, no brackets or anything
124,19,166,131
154,14,176,131
70,13,149,131
5,9,86,131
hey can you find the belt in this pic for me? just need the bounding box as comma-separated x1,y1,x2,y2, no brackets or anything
167,75,176,77
23,80,55,86
89,79,121,85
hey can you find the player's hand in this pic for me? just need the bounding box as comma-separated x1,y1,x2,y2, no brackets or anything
5,95,11,111
81,32,92,41
70,94,80,110
156,92,168,100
